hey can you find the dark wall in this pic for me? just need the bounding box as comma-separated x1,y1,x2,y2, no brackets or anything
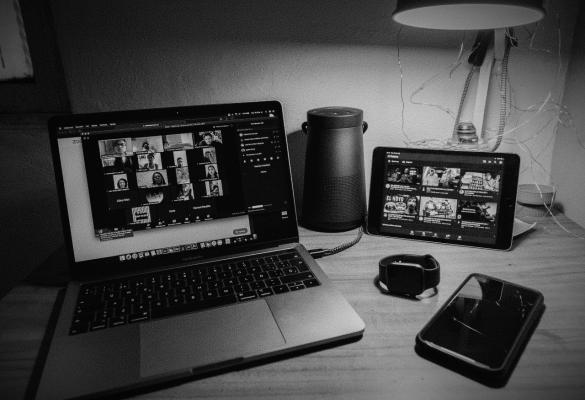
0,115,65,298
552,3,585,228
0,0,69,112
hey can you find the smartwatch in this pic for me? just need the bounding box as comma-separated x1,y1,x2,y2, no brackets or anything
376,254,440,297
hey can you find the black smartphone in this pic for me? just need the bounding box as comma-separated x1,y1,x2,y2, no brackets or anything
415,273,545,387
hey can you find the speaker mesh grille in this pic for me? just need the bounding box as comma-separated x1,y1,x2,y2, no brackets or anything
303,174,364,225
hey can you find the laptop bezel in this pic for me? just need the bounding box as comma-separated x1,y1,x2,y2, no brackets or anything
48,101,300,279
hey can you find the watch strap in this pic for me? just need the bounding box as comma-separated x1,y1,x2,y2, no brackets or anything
378,254,440,296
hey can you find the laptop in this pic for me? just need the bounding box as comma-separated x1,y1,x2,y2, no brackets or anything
34,101,365,399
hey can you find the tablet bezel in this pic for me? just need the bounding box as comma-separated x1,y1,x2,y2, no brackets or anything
367,146,520,250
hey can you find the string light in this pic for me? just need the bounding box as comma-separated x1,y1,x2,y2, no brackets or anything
395,15,584,238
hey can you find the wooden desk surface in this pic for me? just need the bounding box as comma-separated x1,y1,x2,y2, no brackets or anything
1,212,585,399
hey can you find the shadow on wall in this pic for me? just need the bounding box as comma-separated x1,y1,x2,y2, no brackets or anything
52,0,466,48
287,130,308,219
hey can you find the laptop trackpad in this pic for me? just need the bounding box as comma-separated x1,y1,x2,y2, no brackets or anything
140,300,285,377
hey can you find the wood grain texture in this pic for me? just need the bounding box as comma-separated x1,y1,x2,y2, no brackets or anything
0,213,584,400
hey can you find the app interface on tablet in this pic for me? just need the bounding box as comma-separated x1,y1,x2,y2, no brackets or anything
379,150,507,245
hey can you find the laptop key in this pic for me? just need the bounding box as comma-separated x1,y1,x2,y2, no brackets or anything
261,264,276,272
150,295,237,319
254,272,268,280
279,252,297,260
237,291,257,301
234,283,250,292
70,322,89,335
257,288,273,297
186,293,199,303
297,263,310,272
110,316,126,327
129,311,149,323
203,289,219,300
303,279,320,287
280,272,315,284
94,308,112,320
169,296,183,306
266,278,281,287
283,267,298,275
90,319,107,331
152,300,166,310
272,285,289,294
218,271,232,279
222,278,237,287
77,295,101,309
251,281,266,290
269,270,284,278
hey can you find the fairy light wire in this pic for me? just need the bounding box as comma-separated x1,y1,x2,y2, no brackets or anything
394,16,584,239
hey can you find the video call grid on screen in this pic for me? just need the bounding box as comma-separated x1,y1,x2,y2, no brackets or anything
86,130,229,240
57,135,251,263
380,151,504,243
54,104,296,264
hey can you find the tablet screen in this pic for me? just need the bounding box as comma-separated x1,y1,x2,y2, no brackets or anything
368,147,520,249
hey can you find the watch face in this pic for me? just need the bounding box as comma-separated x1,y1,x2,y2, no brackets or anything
387,263,424,295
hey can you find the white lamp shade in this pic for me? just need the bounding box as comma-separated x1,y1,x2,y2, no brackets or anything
392,0,546,30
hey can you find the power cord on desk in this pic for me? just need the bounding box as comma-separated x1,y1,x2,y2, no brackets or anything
308,227,364,259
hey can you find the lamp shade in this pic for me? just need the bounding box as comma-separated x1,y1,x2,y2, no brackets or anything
392,0,545,30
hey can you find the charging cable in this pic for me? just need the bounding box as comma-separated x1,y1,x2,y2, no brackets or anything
308,226,364,259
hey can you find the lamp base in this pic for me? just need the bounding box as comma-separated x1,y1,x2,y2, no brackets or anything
446,137,490,151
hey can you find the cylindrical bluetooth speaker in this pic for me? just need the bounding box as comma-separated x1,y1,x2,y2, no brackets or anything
301,107,367,232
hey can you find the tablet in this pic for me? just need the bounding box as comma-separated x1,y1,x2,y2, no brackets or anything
367,147,520,250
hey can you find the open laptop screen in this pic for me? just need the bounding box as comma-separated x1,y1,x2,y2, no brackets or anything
50,102,298,271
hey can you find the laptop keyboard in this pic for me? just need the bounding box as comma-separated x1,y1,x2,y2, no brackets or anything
69,250,320,335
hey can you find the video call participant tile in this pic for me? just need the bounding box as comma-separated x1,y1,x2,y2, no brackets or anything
173,151,188,168
175,167,190,184
136,170,169,188
195,130,223,148
137,153,163,171
98,138,134,157
163,133,194,151
127,206,152,227
204,164,219,180
201,147,217,164
172,183,195,202
132,136,164,153
139,188,169,206
108,173,131,191
101,155,134,174
205,180,223,197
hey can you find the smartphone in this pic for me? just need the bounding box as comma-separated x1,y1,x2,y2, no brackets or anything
415,273,545,387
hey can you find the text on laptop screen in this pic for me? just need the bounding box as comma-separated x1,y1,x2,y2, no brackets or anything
55,104,297,264
379,149,506,245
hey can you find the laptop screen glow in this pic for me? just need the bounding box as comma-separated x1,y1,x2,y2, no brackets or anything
53,103,298,265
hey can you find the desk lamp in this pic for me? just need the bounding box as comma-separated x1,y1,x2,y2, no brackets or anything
392,0,546,150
